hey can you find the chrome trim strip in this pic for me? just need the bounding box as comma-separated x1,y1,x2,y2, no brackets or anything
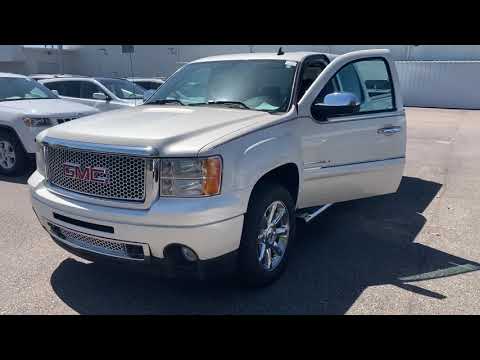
47,221,151,262
304,156,405,170
315,111,404,124
41,137,161,157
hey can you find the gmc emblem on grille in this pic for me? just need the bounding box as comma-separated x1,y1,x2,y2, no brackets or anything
63,163,109,184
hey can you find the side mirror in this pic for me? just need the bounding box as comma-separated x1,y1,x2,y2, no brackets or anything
92,92,108,101
51,89,59,96
143,89,156,103
311,92,360,121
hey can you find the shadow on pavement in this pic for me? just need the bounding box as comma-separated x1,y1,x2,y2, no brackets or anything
0,163,35,185
50,176,480,314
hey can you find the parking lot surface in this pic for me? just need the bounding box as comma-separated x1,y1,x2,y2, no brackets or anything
1,107,479,315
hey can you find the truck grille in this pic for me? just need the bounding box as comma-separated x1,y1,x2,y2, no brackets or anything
45,145,147,202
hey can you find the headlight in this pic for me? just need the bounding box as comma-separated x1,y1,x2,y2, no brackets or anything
24,117,53,127
36,143,47,177
160,156,222,197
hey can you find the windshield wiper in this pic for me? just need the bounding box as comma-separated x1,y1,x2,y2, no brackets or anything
205,100,250,109
147,99,185,106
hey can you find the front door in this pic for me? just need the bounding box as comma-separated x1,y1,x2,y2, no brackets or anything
296,50,406,208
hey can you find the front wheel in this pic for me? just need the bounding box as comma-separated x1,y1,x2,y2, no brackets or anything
238,183,296,287
0,131,27,176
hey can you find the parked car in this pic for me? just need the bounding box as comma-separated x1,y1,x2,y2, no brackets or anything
40,77,146,112
29,49,406,286
0,73,99,175
126,77,165,91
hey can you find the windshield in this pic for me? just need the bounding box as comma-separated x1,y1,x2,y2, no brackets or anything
97,78,146,99
146,60,298,112
0,77,58,101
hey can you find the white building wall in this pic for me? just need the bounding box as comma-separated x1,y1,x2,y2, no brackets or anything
69,45,417,78
396,61,480,109
2,45,480,109
0,45,25,62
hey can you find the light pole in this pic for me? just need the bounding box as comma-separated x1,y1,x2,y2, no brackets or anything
97,48,108,76
58,45,64,74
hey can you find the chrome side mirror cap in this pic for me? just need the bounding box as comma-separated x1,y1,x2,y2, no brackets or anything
312,92,360,121
92,92,108,101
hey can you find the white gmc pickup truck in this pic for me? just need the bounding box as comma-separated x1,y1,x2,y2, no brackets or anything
29,49,406,286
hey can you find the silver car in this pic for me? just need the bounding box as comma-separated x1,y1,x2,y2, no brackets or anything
40,77,146,112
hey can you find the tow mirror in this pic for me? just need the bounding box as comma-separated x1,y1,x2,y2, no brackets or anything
311,92,360,121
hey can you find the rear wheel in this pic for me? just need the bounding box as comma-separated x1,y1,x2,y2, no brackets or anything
238,183,296,287
0,131,27,176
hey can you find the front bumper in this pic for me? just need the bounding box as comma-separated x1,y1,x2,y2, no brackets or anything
48,227,238,280
29,171,245,277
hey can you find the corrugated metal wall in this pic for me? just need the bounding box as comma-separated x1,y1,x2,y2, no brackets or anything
396,61,480,109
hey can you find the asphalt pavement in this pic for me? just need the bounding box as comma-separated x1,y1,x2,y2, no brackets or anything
1,107,479,314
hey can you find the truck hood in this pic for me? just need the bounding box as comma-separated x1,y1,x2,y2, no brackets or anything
39,105,277,156
0,99,98,117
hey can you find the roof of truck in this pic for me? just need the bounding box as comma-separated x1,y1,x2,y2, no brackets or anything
191,51,338,64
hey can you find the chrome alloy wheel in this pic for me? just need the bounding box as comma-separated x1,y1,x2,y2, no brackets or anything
257,200,290,271
0,140,16,170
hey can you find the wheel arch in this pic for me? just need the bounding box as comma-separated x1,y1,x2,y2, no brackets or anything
248,162,300,209
0,124,28,153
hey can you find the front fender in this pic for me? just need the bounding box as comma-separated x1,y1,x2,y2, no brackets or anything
205,121,303,214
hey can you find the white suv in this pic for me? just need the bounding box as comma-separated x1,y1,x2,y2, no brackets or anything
0,73,99,176
40,77,146,112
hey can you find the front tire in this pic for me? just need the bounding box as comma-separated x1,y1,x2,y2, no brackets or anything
0,131,27,176
238,183,296,287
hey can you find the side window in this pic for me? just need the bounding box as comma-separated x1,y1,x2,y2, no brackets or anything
81,81,105,99
316,58,394,115
43,81,65,95
53,81,81,98
354,60,394,112
137,82,159,90
298,60,327,100
336,63,364,102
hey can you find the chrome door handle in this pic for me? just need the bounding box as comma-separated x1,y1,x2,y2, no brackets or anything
377,126,402,136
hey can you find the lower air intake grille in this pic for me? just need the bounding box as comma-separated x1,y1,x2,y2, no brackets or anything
49,224,146,260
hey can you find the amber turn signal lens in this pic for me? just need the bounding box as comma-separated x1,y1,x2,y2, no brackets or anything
202,157,222,195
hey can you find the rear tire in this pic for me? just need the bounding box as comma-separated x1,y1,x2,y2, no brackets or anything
238,182,296,287
0,131,27,176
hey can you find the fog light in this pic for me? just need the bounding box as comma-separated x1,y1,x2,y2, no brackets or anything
181,246,198,262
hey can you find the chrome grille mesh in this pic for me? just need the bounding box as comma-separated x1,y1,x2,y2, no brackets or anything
50,224,145,260
58,226,126,253
46,146,146,201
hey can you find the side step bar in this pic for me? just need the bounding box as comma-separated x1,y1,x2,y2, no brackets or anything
296,203,333,223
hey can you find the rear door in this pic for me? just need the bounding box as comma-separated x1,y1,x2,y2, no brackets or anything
296,49,406,208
